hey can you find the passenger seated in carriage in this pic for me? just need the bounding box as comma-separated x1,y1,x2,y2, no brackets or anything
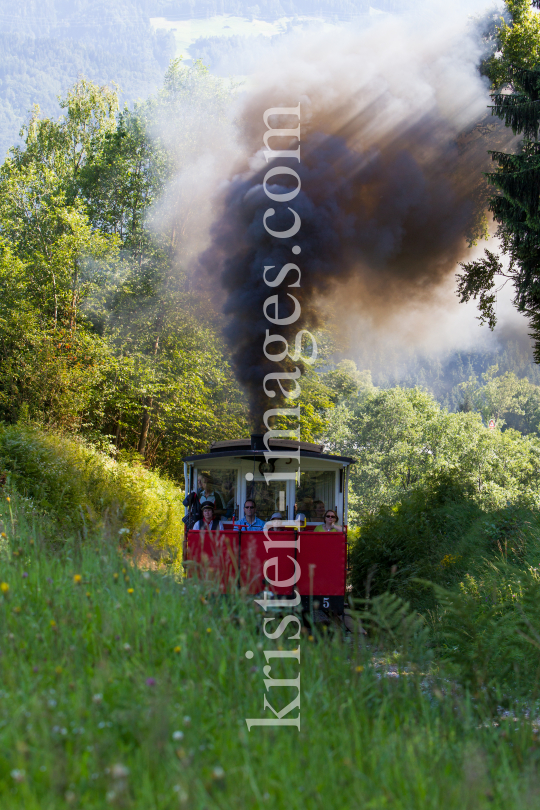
313,500,326,521
314,509,342,532
192,501,224,531
236,499,265,530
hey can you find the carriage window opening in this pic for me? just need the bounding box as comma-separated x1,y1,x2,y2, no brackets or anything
245,479,288,521
296,471,335,522
196,469,237,519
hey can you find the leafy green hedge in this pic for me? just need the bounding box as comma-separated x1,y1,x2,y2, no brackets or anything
0,424,184,550
349,475,540,611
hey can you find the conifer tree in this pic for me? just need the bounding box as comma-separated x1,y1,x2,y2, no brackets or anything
457,0,540,359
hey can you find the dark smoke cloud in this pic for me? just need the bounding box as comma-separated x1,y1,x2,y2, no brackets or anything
197,9,514,420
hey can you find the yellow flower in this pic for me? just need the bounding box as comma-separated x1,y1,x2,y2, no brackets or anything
0,582,9,594
113,573,119,580
206,628,212,634
155,589,160,594
6,496,10,503
55,666,63,675
174,646,181,653
308,635,314,642
50,620,56,627
356,666,364,673
73,574,82,584
0,532,6,539
127,588,134,595
86,592,91,598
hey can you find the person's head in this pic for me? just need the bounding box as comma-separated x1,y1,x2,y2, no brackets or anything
314,500,325,519
200,501,215,523
200,474,214,492
244,499,256,518
324,510,338,526
295,512,306,528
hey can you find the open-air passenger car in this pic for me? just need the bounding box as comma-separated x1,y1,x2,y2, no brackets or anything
182,435,355,617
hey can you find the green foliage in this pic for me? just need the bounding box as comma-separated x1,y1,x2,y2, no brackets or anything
2,495,540,808
349,476,487,609
0,71,251,473
458,1,540,359
0,424,184,551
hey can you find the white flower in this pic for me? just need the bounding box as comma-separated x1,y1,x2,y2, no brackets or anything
92,693,103,704
111,763,129,779
172,730,184,741
11,769,25,782
212,766,225,780
183,715,191,726
118,528,129,535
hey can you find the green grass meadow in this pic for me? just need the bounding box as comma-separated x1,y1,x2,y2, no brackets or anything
2,488,540,809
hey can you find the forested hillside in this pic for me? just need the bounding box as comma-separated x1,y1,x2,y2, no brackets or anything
0,0,417,158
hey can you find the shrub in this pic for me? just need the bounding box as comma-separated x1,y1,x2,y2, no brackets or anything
349,474,540,611
0,424,184,551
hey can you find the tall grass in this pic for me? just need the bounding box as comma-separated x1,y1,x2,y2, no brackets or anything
2,492,540,808
0,424,184,553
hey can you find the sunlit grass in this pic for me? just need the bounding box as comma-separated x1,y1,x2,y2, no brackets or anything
1,491,540,809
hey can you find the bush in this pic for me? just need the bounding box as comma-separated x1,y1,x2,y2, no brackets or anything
349,475,540,611
0,424,184,551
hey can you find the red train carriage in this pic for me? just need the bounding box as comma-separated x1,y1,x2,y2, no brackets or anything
182,434,354,616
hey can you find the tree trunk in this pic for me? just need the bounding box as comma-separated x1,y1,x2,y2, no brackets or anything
138,330,161,459
138,397,153,456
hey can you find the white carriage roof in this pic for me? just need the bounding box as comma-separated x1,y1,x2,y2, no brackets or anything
182,436,355,465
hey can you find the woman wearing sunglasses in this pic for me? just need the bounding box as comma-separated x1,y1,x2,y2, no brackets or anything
314,510,342,532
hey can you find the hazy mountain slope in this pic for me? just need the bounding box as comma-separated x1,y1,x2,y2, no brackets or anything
0,1,175,157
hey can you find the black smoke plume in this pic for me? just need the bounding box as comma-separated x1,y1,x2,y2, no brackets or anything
197,15,514,423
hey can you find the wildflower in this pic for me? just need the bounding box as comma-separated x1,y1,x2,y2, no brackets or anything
86,591,91,598
0,582,9,594
0,532,6,538
127,588,134,595
55,666,63,675
174,646,181,653
122,568,126,574
172,730,184,741
92,693,103,704
308,635,314,642
10,769,24,782
73,575,82,584
212,766,225,780
22,572,28,579
12,606,21,614
155,588,160,594
111,763,129,779
124,575,130,583
113,573,118,581
6,497,10,503
123,643,131,652
118,528,130,536
356,666,364,673
183,716,191,726
146,677,156,687
50,620,56,627
206,628,212,634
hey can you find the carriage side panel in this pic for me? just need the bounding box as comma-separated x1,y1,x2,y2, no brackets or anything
239,530,296,595
185,530,240,592
296,532,346,597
